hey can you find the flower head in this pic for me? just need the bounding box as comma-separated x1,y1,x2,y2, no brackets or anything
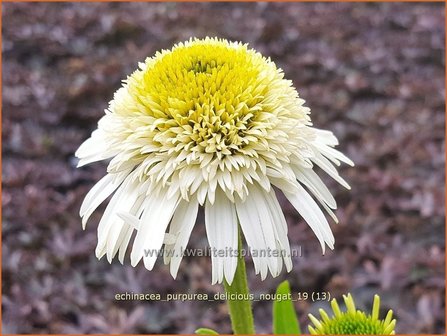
308,294,396,335
76,37,353,284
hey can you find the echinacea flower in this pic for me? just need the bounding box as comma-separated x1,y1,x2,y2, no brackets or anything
308,294,396,335
76,37,353,285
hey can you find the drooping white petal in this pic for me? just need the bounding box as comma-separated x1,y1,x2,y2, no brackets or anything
205,188,238,285
80,170,129,228
108,223,132,263
117,212,140,230
282,182,335,253
313,129,354,166
93,180,130,259
320,201,339,224
249,184,281,276
264,188,293,272
116,195,152,265
313,128,339,146
76,129,118,167
164,198,199,278
236,183,280,280
315,142,354,167
236,198,267,279
293,167,337,209
93,175,140,261
106,193,146,262
118,225,134,264
311,152,351,190
130,191,180,270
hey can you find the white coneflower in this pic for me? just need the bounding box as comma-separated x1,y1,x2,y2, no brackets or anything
76,37,353,285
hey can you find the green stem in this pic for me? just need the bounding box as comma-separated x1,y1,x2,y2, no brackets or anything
223,227,255,335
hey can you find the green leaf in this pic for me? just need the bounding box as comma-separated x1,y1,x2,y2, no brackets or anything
272,280,301,334
195,327,219,335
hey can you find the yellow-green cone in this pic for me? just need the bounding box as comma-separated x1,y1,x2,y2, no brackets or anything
308,294,396,335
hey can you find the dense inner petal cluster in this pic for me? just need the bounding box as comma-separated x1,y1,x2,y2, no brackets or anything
79,38,311,205
133,40,279,162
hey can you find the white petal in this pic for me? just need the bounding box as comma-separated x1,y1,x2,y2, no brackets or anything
93,176,140,262
114,195,147,263
205,188,238,285
166,199,199,278
249,184,281,277
105,191,142,263
96,244,106,260
312,152,351,190
264,189,293,272
118,225,134,264
108,223,132,262
313,129,354,166
282,182,335,253
76,130,118,167
117,212,140,230
293,167,337,209
236,184,279,279
236,198,268,280
197,184,208,205
321,202,339,224
130,191,180,270
80,171,129,228
317,143,354,167
313,129,339,146
94,180,130,258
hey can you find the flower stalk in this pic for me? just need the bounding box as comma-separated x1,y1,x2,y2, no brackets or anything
223,227,255,335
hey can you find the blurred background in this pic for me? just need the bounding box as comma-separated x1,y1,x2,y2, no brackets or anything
2,2,445,334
